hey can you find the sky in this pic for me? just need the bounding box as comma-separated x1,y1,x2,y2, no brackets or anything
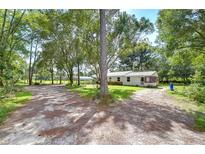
120,9,160,45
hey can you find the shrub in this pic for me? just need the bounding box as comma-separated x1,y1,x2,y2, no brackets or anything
185,84,205,103
108,81,123,85
34,82,40,85
194,112,205,131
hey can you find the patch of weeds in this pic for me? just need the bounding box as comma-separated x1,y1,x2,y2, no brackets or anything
194,112,205,132
0,91,32,124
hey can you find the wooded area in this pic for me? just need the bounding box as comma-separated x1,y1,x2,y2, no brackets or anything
0,9,204,102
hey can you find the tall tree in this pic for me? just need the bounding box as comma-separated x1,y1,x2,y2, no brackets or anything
99,9,108,96
0,9,26,92
157,10,205,55
108,12,154,70
24,10,46,85
157,9,205,82
119,41,156,71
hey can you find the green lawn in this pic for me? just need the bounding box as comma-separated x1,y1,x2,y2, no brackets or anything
167,85,188,100
68,84,144,101
0,90,32,124
162,84,205,131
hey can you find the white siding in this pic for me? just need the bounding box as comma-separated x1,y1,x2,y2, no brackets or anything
107,75,158,87
108,76,122,82
108,76,143,86
123,76,141,86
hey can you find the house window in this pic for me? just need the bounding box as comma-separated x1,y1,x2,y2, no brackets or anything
109,77,112,81
117,77,120,81
127,77,130,82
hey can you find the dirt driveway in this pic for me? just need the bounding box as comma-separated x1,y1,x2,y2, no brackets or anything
0,85,205,144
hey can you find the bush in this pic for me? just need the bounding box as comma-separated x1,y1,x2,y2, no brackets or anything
185,84,205,103
34,82,40,85
108,81,123,85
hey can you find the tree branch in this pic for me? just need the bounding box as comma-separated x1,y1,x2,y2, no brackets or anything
0,9,7,43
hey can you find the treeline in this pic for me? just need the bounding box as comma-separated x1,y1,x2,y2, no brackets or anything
0,9,155,94
157,10,205,103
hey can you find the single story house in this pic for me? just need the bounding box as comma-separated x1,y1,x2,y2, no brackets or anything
107,71,158,87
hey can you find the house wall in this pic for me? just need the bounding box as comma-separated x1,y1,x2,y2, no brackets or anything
123,76,141,86
108,76,142,86
144,82,157,87
107,76,128,84
107,75,158,87
108,76,121,82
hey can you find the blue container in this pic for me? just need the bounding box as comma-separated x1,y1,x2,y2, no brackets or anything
169,83,174,91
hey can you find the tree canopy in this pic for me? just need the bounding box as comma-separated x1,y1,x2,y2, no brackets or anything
1,9,205,98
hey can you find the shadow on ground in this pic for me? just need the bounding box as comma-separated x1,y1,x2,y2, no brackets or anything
0,85,204,144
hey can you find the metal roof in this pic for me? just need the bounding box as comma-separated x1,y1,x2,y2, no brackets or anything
107,71,158,77
107,71,132,77
125,71,157,77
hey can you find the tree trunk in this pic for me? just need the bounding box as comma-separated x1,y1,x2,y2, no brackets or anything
77,62,80,86
68,68,73,86
59,74,62,84
30,40,39,85
51,68,54,85
99,9,108,96
0,9,7,43
0,74,3,86
28,38,33,86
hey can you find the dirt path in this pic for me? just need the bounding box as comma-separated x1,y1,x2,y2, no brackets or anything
0,85,205,144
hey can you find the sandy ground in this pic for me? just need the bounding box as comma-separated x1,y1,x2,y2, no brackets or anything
0,85,205,144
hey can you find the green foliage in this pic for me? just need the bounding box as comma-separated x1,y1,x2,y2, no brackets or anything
155,53,171,82
157,10,205,84
185,84,205,104
167,84,205,104
157,10,205,54
0,90,32,124
194,112,205,131
168,50,195,82
0,9,27,93
111,12,154,71
119,41,157,71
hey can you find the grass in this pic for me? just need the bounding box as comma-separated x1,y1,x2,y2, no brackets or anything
167,85,188,100
68,84,144,101
194,112,205,131
0,90,32,124
161,83,205,131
